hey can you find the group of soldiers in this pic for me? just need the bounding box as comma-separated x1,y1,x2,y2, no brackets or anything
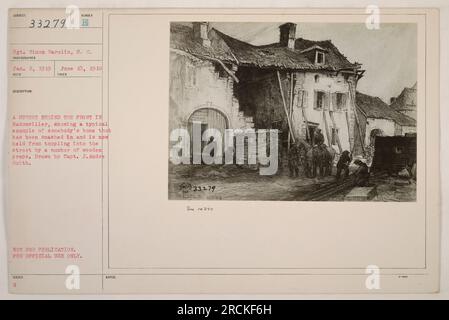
287,128,326,178
287,128,370,187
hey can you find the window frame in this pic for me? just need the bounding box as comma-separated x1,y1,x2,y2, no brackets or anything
333,92,347,111
296,89,308,108
314,90,326,110
315,51,325,65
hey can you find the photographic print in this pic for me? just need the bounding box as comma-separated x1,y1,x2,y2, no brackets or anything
6,7,440,295
168,21,417,201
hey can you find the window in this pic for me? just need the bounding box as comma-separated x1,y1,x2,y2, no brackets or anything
332,92,347,110
306,123,319,144
295,90,308,108
314,90,327,110
314,74,320,83
394,146,404,154
315,51,325,64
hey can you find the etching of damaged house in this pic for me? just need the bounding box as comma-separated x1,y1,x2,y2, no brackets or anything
169,22,366,161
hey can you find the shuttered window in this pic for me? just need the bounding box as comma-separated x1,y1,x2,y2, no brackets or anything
296,90,308,108
331,92,347,111
314,90,328,110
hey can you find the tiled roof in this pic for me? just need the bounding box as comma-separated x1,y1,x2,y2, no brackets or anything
356,92,416,127
170,23,360,71
170,24,236,62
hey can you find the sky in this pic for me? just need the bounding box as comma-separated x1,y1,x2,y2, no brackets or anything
211,22,417,103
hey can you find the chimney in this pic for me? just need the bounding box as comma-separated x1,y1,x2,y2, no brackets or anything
192,22,211,47
279,23,296,50
390,97,397,104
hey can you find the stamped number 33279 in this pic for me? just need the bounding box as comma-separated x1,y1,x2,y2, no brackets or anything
179,183,216,193
29,19,66,28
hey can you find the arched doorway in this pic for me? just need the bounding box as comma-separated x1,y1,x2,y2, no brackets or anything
188,108,229,161
370,128,384,146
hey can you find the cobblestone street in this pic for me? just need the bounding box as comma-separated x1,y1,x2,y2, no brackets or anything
168,164,416,201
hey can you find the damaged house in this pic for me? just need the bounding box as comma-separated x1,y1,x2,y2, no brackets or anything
356,92,416,146
355,91,416,164
169,22,366,161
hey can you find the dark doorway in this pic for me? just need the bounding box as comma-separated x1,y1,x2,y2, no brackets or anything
188,108,228,163
306,122,319,144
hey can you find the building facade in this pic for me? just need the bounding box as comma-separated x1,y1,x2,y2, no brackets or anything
169,22,365,160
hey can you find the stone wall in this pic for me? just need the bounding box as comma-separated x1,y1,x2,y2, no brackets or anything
364,118,396,146
169,51,253,132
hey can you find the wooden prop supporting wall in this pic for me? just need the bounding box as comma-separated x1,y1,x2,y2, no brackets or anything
322,108,332,147
287,72,295,150
300,93,310,141
345,110,353,154
329,110,343,153
348,80,365,156
276,71,296,145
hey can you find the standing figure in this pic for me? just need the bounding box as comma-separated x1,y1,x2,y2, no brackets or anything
321,144,336,176
336,150,352,180
298,142,309,175
313,128,324,147
288,142,301,177
353,159,370,186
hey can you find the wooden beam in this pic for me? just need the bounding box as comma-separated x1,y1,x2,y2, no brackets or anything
329,110,343,153
345,110,353,154
276,71,296,143
348,81,365,156
208,57,240,83
288,72,295,150
170,48,239,83
300,92,310,141
322,108,332,147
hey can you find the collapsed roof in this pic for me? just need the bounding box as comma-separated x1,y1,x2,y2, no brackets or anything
170,22,361,72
